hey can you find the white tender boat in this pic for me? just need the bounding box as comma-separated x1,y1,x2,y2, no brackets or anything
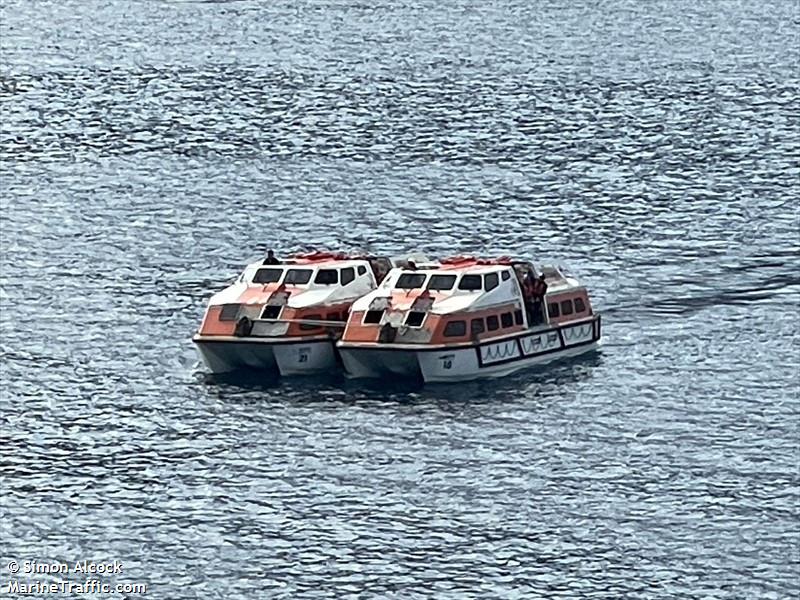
337,256,601,382
193,251,393,375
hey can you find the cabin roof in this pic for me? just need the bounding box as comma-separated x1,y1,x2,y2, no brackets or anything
249,258,369,270
437,256,514,270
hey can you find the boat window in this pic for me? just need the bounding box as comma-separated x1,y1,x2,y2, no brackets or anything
487,315,499,331
357,265,367,276
501,271,510,281
314,269,339,285
574,297,586,313
548,302,560,318
501,312,513,328
443,320,466,337
514,309,523,325
405,311,425,327
219,304,241,321
253,268,283,284
363,310,383,324
340,267,355,285
484,273,499,291
458,274,482,291
261,305,282,320
561,300,574,316
396,273,427,289
284,269,313,285
325,312,340,321
427,274,457,291
471,318,485,335
301,314,321,330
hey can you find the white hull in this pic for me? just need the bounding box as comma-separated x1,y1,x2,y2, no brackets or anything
194,336,337,376
339,317,600,383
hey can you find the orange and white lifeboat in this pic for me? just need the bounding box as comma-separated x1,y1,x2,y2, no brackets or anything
337,257,601,382
193,251,392,376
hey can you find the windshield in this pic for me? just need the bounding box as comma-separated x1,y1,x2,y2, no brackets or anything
253,268,283,284
314,269,339,285
284,268,313,285
458,274,483,290
395,273,426,289
427,274,457,291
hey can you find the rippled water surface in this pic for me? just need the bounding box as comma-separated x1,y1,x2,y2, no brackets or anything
2,0,799,598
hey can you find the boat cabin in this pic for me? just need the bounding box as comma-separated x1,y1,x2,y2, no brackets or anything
535,265,594,325
341,256,594,346
199,252,381,338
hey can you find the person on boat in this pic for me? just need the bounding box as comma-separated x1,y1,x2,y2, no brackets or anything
531,274,548,325
263,249,280,265
406,260,417,270
523,270,536,296
522,270,537,323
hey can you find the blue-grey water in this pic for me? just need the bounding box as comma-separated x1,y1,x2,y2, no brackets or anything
1,1,799,598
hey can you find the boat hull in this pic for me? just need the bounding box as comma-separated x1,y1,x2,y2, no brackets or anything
339,316,601,383
193,335,337,376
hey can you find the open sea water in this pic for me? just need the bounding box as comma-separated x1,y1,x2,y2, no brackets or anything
1,0,799,598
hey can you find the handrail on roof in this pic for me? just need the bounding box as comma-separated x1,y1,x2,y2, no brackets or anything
439,255,514,268
290,251,352,263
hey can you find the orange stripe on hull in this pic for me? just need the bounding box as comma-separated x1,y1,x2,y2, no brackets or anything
200,302,355,338
343,303,527,345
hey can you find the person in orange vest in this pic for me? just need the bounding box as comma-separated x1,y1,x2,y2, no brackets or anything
523,270,536,296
